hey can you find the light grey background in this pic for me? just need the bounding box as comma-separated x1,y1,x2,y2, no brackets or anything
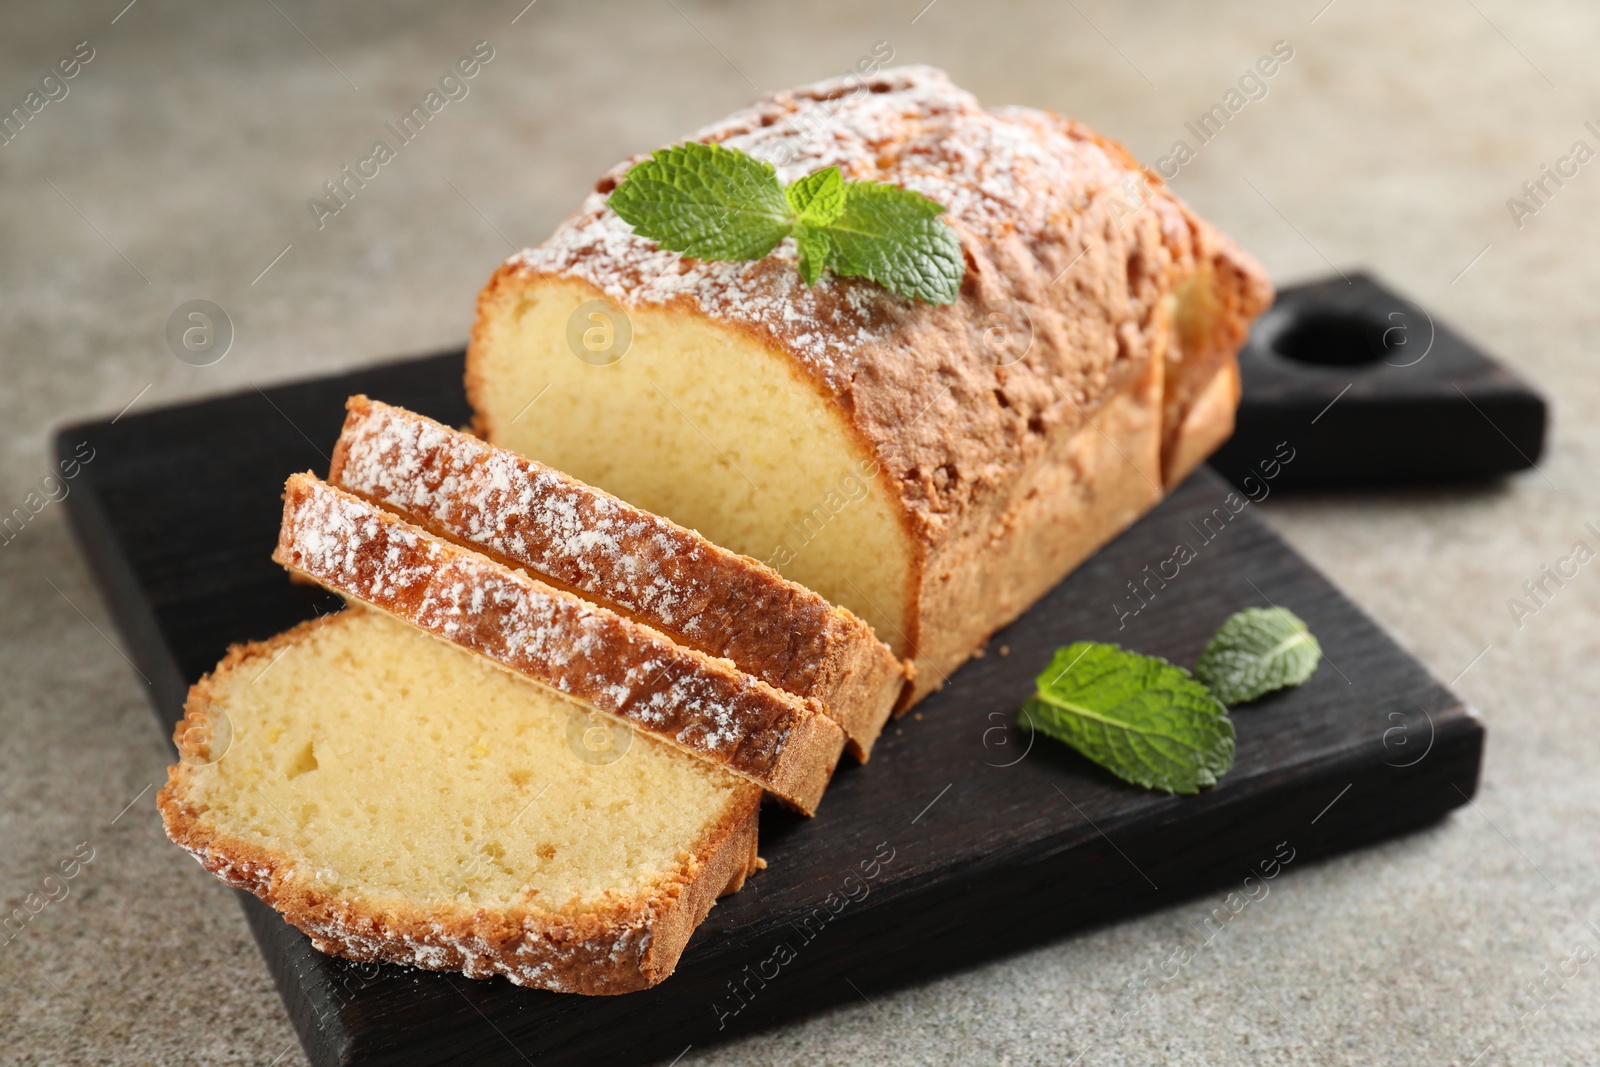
1,1,1594,1063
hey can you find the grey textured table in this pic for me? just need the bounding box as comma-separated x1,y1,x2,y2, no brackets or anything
1,2,1594,1064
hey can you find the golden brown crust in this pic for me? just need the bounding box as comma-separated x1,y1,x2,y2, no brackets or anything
273,474,843,813
1163,357,1240,488
467,66,1273,703
897,343,1166,700
156,613,762,995
328,396,905,760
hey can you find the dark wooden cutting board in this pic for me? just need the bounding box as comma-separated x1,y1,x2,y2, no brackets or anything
58,350,1482,1067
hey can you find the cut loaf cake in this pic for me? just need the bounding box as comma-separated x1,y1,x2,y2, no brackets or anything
157,609,762,994
466,65,1273,703
273,472,844,813
327,395,906,758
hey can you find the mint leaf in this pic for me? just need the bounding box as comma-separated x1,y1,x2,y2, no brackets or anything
787,168,845,285
819,180,964,305
1194,607,1321,706
607,143,966,304
1020,642,1234,794
607,142,793,261
785,166,845,225
793,221,832,287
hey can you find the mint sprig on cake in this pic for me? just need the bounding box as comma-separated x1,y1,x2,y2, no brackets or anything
606,141,965,305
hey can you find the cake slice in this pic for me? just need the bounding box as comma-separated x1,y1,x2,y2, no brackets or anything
465,65,1273,704
157,609,762,994
327,395,906,758
273,472,844,813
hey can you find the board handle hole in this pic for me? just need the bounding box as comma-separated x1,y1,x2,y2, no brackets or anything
1271,309,1396,367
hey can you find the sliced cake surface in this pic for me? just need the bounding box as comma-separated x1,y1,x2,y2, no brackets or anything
273,472,844,813
157,609,762,995
328,395,905,757
466,65,1272,703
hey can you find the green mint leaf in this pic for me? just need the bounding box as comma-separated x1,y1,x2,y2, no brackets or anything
1194,607,1321,706
1019,642,1234,795
816,180,964,305
793,221,831,287
607,142,793,261
607,143,966,303
785,166,846,225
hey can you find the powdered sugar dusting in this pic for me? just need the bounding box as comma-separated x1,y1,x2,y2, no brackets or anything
332,401,885,703
512,65,1155,391
338,403,700,624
